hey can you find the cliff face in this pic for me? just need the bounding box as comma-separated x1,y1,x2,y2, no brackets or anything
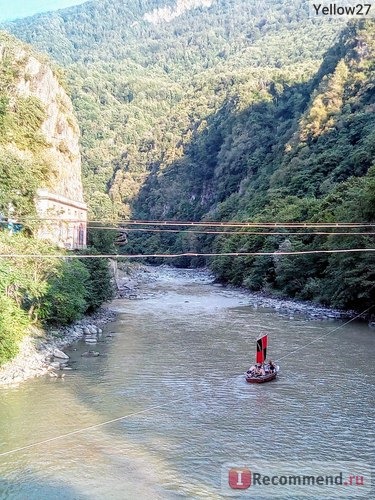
143,0,214,25
0,31,84,205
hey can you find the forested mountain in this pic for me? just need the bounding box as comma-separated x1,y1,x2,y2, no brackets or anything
132,20,375,311
6,0,343,218
5,2,375,311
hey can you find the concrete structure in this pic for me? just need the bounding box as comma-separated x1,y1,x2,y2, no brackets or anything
36,189,87,249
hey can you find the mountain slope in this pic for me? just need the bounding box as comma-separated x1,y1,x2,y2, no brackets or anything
129,20,375,311
5,0,343,218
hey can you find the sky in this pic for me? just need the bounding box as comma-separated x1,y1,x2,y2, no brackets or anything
0,0,88,22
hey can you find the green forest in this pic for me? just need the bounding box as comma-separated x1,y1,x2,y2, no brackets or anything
6,0,344,218
3,0,375,320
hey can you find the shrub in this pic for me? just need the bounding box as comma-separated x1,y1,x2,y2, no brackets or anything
39,259,90,324
79,249,114,311
0,295,29,366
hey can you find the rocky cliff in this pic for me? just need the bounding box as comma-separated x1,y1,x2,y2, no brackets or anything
0,30,84,206
143,0,214,25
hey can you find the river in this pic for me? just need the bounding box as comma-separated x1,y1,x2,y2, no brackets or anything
0,268,374,499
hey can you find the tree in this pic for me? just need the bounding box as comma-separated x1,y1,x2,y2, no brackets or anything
39,259,90,324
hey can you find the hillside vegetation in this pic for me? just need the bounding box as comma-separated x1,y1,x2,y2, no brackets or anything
0,33,113,366
133,20,375,311
0,31,51,225
5,2,375,312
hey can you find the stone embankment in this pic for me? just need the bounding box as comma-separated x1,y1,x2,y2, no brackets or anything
226,285,371,323
238,292,347,321
115,263,213,299
115,263,159,299
0,308,116,386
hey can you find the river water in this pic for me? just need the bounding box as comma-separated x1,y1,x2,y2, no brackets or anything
0,268,374,499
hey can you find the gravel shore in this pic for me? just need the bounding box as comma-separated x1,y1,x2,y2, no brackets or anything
0,307,116,387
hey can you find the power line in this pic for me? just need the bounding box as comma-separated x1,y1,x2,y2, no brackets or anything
86,226,375,236
0,397,186,458
89,221,375,228
1,248,375,259
9,217,375,228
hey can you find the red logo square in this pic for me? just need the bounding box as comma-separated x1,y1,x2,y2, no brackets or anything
228,468,251,489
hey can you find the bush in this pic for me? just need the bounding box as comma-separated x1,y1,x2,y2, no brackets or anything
79,249,114,311
0,295,29,366
39,259,90,324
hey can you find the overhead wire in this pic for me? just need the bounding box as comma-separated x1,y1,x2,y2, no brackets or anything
0,397,186,458
3,218,375,258
7,216,375,228
1,248,375,259
275,305,374,363
85,226,375,236
90,221,375,228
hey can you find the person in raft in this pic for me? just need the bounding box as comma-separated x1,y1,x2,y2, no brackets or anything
247,361,276,376
246,363,264,376
265,360,276,373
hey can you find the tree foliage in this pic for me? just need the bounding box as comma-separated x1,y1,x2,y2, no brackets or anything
0,295,29,364
0,232,114,365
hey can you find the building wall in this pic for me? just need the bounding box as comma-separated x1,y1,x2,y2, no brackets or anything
36,189,87,249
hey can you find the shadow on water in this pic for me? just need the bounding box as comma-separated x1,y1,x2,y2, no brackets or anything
0,478,87,500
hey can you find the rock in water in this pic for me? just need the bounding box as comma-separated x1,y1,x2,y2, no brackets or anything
50,361,61,369
53,348,69,359
85,337,97,344
81,351,100,357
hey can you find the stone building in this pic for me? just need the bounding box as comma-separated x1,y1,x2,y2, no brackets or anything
36,189,87,249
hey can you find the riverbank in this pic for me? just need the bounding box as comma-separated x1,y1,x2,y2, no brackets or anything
227,285,353,321
0,307,116,386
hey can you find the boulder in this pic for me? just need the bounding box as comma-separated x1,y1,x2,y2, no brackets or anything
53,348,69,359
81,351,100,357
85,338,97,344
